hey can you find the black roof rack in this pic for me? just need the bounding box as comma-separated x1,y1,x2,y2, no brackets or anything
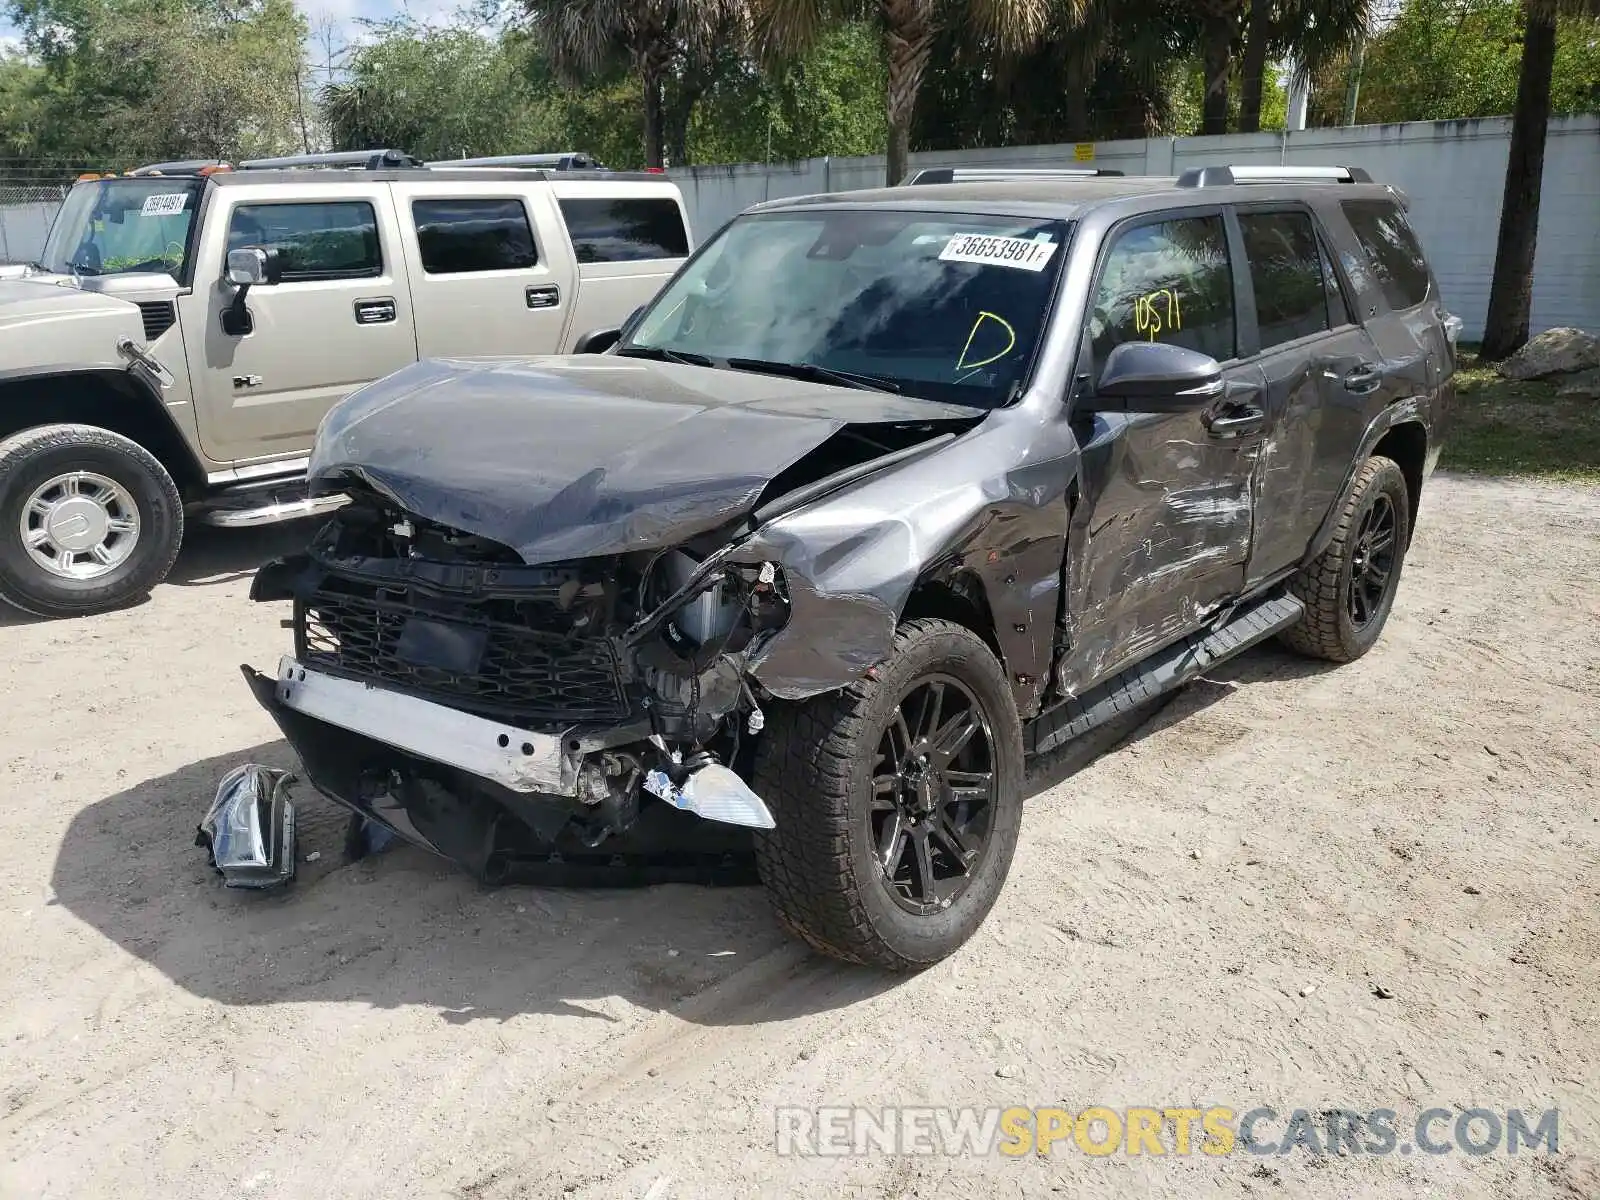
426,151,606,171
237,149,425,171
1176,164,1372,187
900,166,1125,186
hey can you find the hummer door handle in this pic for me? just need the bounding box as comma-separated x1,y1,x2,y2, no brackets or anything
354,298,397,325
526,285,560,310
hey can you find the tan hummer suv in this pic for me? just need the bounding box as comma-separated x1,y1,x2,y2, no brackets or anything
0,149,692,618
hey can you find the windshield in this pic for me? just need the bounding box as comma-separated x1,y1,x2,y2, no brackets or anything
39,178,204,277
624,209,1070,409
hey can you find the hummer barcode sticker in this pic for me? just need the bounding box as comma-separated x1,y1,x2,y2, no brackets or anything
939,234,1058,272
141,193,189,217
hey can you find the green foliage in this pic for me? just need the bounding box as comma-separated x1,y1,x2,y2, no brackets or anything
1312,0,1600,124
323,21,568,160
3,0,309,164
689,22,887,162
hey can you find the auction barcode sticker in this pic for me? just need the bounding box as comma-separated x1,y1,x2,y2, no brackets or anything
939,233,1057,272
141,192,189,217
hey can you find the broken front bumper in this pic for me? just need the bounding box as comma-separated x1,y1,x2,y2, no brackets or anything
243,656,773,880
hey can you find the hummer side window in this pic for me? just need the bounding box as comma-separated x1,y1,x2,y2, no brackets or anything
558,197,689,264
227,201,381,283
1089,216,1235,377
1238,210,1333,351
412,199,539,274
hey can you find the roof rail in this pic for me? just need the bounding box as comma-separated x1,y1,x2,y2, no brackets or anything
128,159,230,177
238,149,424,171
427,152,606,171
1176,164,1373,188
900,166,1124,186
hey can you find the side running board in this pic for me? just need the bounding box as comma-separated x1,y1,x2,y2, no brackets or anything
1027,591,1305,758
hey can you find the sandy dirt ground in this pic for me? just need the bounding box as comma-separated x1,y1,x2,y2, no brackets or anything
1,472,1596,1200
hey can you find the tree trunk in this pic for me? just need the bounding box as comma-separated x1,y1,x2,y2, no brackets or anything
1201,10,1235,135
1063,54,1091,143
1237,1,1270,133
1480,3,1557,360
642,65,665,169
883,6,934,186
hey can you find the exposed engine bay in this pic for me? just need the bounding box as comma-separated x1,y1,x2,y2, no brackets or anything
244,489,806,880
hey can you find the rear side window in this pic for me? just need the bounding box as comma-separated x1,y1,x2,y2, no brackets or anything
1341,200,1432,310
228,202,380,282
412,199,538,274
1091,215,1235,371
1239,211,1335,350
558,197,689,263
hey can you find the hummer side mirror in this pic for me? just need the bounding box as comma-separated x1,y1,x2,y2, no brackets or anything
223,247,281,337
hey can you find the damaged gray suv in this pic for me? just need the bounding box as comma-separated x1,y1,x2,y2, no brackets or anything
244,163,1459,970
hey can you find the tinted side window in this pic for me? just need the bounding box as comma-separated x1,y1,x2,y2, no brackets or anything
412,199,538,274
1239,211,1331,351
1341,199,1431,310
558,197,689,263
1091,215,1235,372
228,202,380,281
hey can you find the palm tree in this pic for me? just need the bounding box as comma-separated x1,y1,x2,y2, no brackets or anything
1236,0,1374,133
1480,0,1600,359
523,0,746,168
754,0,1054,186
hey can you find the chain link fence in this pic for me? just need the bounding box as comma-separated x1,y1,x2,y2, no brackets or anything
0,161,96,264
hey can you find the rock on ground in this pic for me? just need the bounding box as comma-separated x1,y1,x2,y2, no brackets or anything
1494,326,1600,380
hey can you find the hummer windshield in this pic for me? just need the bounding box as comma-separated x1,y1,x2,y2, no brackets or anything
622,208,1070,409
38,177,205,278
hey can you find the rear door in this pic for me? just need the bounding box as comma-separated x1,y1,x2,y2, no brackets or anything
394,179,575,359
182,182,419,465
1233,204,1383,585
1064,208,1266,690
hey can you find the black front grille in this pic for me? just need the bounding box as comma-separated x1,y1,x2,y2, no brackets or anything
137,301,176,341
296,582,630,723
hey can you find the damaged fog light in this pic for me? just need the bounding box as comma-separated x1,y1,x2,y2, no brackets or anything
195,764,298,889
643,762,776,830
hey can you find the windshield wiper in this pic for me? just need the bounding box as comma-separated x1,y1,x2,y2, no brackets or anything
615,344,713,368
725,358,903,394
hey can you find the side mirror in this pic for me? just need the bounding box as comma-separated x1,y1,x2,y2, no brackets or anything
572,327,621,354
223,247,281,337
1082,341,1224,414
226,246,281,287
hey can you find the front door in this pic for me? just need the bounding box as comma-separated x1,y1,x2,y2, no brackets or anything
181,186,419,465
1063,210,1265,694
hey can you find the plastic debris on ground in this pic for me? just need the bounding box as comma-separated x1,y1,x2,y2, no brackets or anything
195,764,297,889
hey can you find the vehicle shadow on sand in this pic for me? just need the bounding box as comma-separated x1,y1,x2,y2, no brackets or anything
48,654,1278,1026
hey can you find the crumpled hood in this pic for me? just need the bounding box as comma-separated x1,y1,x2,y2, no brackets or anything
309,355,982,564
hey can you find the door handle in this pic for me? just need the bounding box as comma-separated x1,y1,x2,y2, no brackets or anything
1343,363,1383,394
1205,406,1265,439
354,297,397,325
525,284,560,310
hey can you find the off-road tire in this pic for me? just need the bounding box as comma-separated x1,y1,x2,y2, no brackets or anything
750,618,1025,971
0,423,184,619
1279,454,1410,663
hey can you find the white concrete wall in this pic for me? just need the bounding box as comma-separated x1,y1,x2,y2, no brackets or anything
669,115,1600,341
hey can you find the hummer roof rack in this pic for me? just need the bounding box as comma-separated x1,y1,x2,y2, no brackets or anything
237,149,425,171
426,152,606,171
1176,164,1373,187
127,159,231,177
900,166,1125,185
